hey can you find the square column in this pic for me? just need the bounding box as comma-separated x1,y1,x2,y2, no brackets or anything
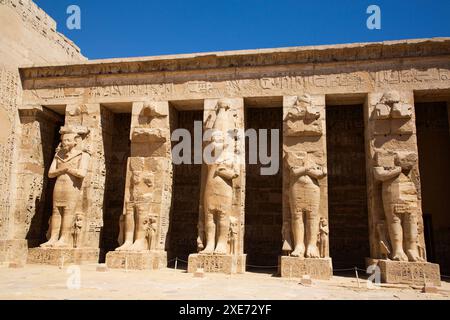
28,103,105,265
279,94,332,280
106,100,172,270
188,98,246,274
364,90,441,286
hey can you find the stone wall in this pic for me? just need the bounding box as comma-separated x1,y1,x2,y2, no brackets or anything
0,0,84,264
100,111,131,256
168,110,203,261
245,107,282,266
416,102,450,274
326,105,370,268
15,106,63,246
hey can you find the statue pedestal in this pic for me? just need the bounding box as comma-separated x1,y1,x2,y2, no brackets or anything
27,247,99,265
105,250,167,270
279,256,333,280
367,258,441,286
188,254,246,274
0,240,28,266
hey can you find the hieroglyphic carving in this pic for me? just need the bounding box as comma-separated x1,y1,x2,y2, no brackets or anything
0,68,19,238
374,259,441,286
25,66,450,107
279,257,332,280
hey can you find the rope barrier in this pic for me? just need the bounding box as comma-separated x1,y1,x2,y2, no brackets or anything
246,264,279,269
167,258,450,279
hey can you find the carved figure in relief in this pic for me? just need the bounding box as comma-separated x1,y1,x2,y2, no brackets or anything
228,216,238,255
72,214,84,248
145,216,158,251
285,151,327,258
116,162,154,252
373,151,423,262
201,101,239,255
41,126,91,248
417,219,426,260
318,217,329,258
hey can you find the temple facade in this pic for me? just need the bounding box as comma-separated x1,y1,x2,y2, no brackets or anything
1,1,449,286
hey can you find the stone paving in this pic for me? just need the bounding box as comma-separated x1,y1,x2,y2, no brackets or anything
0,264,449,300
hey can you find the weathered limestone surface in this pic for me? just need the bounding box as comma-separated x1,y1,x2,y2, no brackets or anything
279,257,333,280
105,101,172,270
0,0,85,265
106,251,167,270
27,248,99,266
187,98,246,274
188,254,246,274
1,0,450,285
367,259,441,286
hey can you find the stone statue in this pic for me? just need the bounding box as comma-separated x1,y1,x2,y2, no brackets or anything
116,164,154,252
318,217,329,258
285,151,327,258
41,126,91,248
72,214,84,248
417,219,426,260
375,91,413,119
200,101,239,255
284,94,322,136
228,216,238,255
145,216,158,251
373,151,423,262
196,218,205,252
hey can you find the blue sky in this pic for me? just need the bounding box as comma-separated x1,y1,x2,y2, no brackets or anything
34,0,450,60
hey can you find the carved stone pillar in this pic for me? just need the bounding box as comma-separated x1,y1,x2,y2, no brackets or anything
0,105,62,266
279,94,332,280
27,103,105,265
365,90,441,286
106,101,172,270
187,98,246,274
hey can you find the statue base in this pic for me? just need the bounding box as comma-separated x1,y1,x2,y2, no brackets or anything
279,256,333,280
105,250,167,270
188,254,246,274
27,247,99,265
0,240,28,266
367,258,441,286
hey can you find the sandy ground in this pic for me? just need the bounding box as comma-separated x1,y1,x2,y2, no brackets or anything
0,264,449,300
